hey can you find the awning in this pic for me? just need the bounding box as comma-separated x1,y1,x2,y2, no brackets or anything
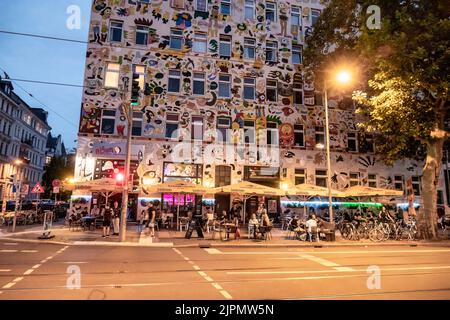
342,185,403,197
214,181,285,196
143,180,217,195
286,183,345,197
64,178,123,193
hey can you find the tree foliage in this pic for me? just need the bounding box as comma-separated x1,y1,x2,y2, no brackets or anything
42,156,74,201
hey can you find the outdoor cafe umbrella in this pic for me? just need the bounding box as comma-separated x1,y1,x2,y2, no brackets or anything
143,180,217,229
342,185,403,197
213,181,285,223
64,178,123,206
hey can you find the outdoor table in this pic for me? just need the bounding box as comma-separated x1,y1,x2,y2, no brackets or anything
81,216,96,231
222,223,238,241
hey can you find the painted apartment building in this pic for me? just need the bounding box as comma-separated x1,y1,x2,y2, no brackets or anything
74,0,449,218
0,75,51,204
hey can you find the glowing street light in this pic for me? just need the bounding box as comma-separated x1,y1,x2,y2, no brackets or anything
14,159,23,165
336,70,351,84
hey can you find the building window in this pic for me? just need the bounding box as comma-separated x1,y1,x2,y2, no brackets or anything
166,113,179,139
266,122,278,145
292,44,302,64
193,72,205,95
220,0,231,15
101,110,116,135
171,0,185,9
243,38,256,60
394,175,404,191
266,79,277,102
412,176,421,196
293,79,303,105
196,0,207,11
245,0,255,19
315,126,325,145
349,172,360,187
347,132,358,152
295,168,306,185
215,165,231,187
170,29,183,50
311,9,321,26
244,120,255,144
193,32,207,53
133,65,146,90
105,63,120,89
168,70,181,93
315,170,327,187
365,134,375,153
266,41,278,62
217,117,231,143
265,1,276,22
109,21,123,42
191,116,204,141
243,77,255,100
367,174,377,188
132,112,142,136
218,74,231,98
219,35,232,57
291,5,301,34
294,124,304,147
135,25,149,45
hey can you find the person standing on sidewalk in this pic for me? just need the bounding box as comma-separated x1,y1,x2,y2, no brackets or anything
112,201,121,236
146,203,156,237
102,204,112,238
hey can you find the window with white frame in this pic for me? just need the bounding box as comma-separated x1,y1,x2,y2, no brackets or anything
243,77,255,100
315,126,325,145
295,168,306,185
349,172,360,186
219,35,232,57
109,21,123,42
216,117,231,143
266,122,278,145
105,63,120,89
294,124,304,147
170,29,183,50
293,79,303,105
218,74,231,98
394,175,404,191
266,41,278,62
165,113,179,139
191,116,204,141
347,132,358,152
193,32,207,53
220,0,231,15
291,5,301,34
101,109,116,135
315,170,327,187
412,176,421,195
135,25,149,45
193,72,205,95
368,174,377,188
168,70,181,93
244,120,255,144
133,65,146,90
196,0,207,11
243,38,256,60
132,112,142,136
245,0,255,19
266,79,277,102
311,9,321,26
265,2,276,22
292,44,302,64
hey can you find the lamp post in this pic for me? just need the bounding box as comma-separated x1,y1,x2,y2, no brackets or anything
12,159,24,233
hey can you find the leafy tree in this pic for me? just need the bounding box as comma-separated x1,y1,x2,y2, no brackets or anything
42,156,74,202
305,0,449,239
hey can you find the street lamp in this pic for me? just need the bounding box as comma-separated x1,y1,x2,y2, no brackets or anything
11,158,24,233
323,68,354,227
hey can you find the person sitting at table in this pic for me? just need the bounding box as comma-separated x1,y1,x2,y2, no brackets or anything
261,211,272,227
217,210,227,222
248,213,259,239
90,205,100,217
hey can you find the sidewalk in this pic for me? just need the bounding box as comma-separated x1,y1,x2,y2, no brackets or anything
1,222,449,248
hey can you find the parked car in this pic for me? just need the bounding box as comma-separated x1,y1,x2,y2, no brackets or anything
39,199,55,210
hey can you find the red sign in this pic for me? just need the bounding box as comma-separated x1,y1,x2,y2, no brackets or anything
52,179,61,188
31,183,45,194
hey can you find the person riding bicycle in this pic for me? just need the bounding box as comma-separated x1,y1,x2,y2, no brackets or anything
378,206,394,223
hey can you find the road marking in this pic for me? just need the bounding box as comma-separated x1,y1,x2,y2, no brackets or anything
32,264,41,269
334,267,355,272
23,269,35,275
0,269,11,272
2,277,24,289
203,248,222,255
0,250,18,253
204,248,450,255
0,249,38,253
3,243,18,246
20,250,38,253
301,254,340,267
227,265,450,275
173,248,233,300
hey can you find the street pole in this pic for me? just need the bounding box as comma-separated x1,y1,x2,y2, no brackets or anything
12,180,21,233
1,180,7,216
323,79,334,226
119,98,132,242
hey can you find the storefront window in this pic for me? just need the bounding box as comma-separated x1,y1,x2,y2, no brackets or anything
163,163,203,184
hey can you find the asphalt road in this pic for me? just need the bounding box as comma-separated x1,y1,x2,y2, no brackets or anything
0,241,449,300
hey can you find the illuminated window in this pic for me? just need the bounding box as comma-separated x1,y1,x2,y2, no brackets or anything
105,63,120,89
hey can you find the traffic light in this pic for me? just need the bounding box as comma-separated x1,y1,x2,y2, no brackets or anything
131,72,140,106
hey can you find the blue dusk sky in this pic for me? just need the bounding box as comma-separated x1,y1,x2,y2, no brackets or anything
0,0,92,150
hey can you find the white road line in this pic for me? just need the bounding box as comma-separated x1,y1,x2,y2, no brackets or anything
301,254,340,267
205,249,450,255
23,269,35,275
203,248,222,254
2,282,17,289
212,283,223,290
32,264,41,269
198,271,208,277
204,276,214,282
220,290,233,300
173,248,182,255
0,269,11,272
0,250,18,253
334,267,356,272
193,265,201,270
3,243,18,246
20,250,38,253
227,265,450,275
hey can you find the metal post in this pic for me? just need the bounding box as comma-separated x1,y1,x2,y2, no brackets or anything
1,180,7,215
323,79,334,226
119,101,132,242
12,180,21,233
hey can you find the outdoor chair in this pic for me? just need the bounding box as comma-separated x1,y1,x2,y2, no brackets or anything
205,213,215,233
308,226,319,242
179,218,189,232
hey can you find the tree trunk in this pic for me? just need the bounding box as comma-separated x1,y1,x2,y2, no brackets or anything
418,139,444,240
